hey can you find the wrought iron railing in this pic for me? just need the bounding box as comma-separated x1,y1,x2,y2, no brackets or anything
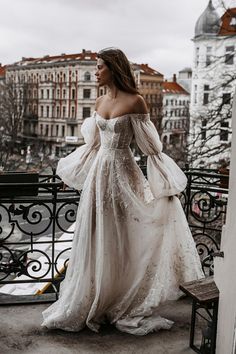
0,167,228,304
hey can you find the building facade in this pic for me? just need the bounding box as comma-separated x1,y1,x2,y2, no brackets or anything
190,1,236,168
132,63,163,130
162,75,190,167
6,50,98,155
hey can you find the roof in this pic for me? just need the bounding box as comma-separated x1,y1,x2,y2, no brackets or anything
194,0,220,38
178,67,192,73
218,7,236,36
0,65,6,78
11,50,97,67
132,63,163,77
162,81,189,95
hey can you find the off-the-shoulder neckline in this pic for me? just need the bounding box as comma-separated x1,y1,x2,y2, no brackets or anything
94,111,149,121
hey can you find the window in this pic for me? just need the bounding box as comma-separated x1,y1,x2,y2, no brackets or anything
71,106,75,118
203,85,210,105
220,121,229,141
45,125,49,136
56,106,60,118
46,106,49,118
40,106,44,117
206,46,212,66
41,89,44,99
222,93,231,105
57,89,60,99
201,119,207,140
83,107,91,118
47,89,50,99
62,106,66,118
83,89,91,99
40,124,43,136
165,99,168,106
225,46,234,65
84,72,91,81
230,17,236,26
62,125,65,137
63,89,66,99
72,88,76,100
196,47,200,66
194,85,197,104
56,125,59,136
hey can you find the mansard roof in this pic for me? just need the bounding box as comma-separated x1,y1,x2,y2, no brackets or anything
162,81,189,95
132,63,163,77
0,65,6,78
218,7,236,36
12,50,97,67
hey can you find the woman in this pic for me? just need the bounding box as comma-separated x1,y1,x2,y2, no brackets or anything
42,48,204,335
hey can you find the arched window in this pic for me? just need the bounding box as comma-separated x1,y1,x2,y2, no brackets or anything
84,72,91,81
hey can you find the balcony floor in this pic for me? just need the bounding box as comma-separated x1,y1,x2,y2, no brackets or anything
0,296,202,354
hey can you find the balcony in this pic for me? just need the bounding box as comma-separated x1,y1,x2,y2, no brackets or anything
0,168,228,353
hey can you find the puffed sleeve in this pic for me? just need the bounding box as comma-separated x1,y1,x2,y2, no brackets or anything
131,114,187,199
56,113,100,190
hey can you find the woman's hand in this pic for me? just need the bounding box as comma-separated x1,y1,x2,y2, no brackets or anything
60,183,68,191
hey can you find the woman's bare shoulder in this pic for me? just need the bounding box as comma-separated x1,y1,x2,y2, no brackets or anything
95,95,105,110
132,94,149,114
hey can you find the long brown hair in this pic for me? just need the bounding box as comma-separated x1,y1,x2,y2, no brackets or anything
97,47,139,94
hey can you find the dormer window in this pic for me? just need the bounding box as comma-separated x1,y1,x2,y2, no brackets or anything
230,17,236,26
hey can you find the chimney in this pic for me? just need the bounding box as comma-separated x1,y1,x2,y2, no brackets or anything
173,74,177,82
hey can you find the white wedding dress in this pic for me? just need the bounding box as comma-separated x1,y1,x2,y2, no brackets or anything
42,112,204,335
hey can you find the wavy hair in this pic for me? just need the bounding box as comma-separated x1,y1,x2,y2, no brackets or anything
97,47,139,94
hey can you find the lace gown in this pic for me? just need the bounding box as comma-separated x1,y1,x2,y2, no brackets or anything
42,112,204,335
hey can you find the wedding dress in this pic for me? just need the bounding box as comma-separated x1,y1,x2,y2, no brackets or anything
42,112,204,335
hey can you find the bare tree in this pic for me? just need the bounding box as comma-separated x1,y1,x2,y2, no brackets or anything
0,79,28,169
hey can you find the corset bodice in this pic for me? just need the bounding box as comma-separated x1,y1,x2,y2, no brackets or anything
96,113,133,149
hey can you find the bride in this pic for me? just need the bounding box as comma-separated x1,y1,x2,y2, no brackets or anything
42,48,204,335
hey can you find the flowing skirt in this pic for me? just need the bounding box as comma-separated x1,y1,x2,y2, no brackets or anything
42,147,204,335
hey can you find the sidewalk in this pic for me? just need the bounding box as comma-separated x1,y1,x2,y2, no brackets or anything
0,297,201,354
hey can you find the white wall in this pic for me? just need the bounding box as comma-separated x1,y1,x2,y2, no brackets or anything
214,89,236,353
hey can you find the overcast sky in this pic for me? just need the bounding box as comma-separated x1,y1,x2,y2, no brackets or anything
0,0,235,77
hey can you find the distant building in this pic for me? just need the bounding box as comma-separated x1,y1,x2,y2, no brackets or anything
162,75,190,166
177,67,192,93
132,63,163,129
190,1,236,167
0,64,6,83
5,52,163,156
5,50,97,155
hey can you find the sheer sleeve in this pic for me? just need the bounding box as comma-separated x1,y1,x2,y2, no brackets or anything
56,113,100,190
131,114,187,199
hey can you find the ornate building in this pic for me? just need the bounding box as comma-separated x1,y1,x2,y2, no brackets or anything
132,63,163,130
5,51,163,156
5,50,97,155
190,1,236,167
162,75,190,167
